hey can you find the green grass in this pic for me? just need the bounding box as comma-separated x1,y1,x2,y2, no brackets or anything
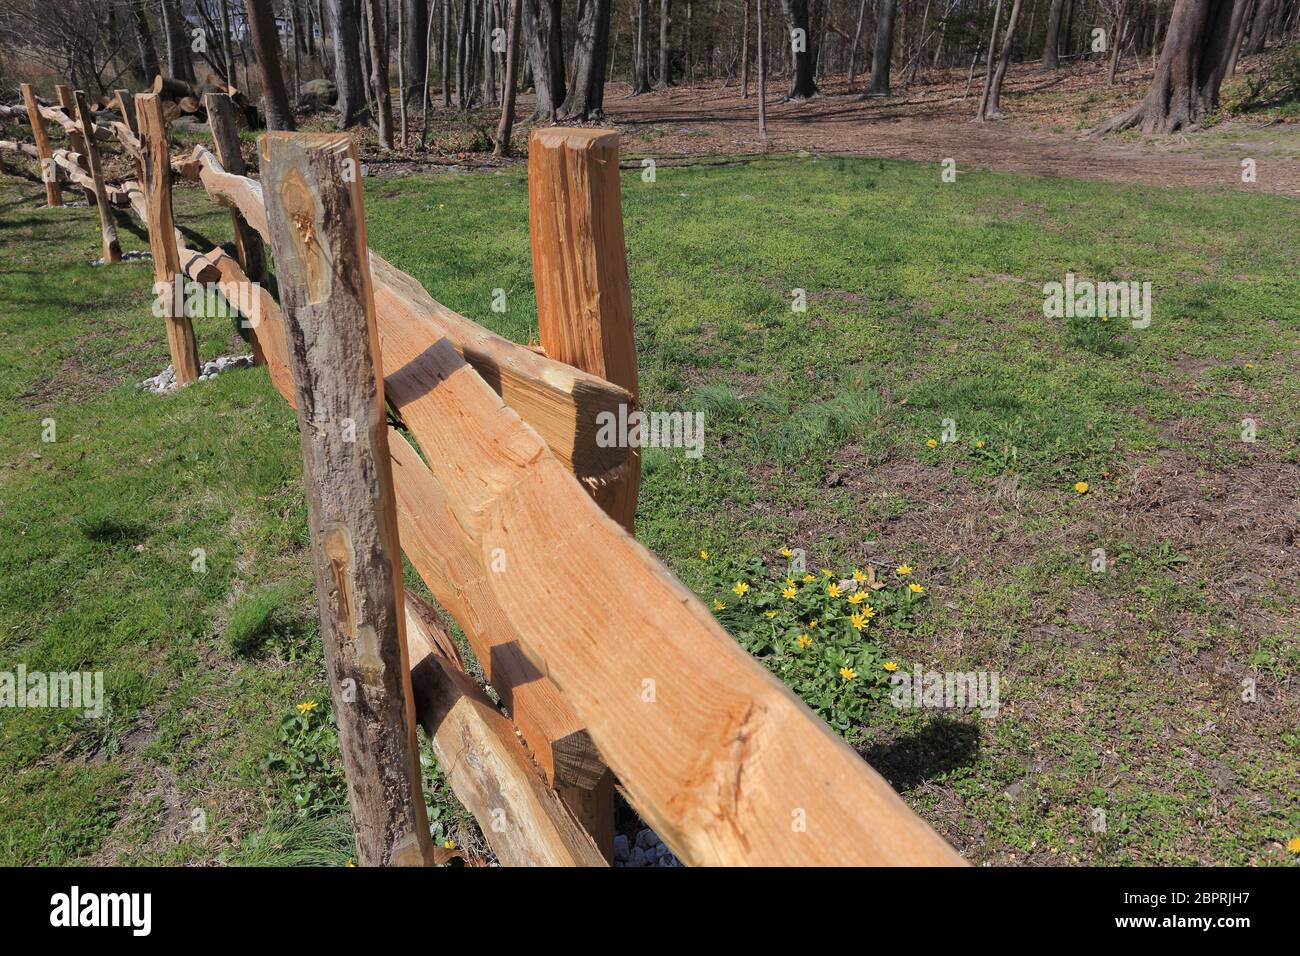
1,151,1297,865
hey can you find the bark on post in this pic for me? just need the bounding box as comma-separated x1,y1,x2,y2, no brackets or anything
136,94,201,384
21,83,61,207
115,89,138,135
261,131,434,867
73,91,122,264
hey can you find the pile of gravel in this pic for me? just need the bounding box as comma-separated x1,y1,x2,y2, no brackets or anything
140,353,256,394
94,250,151,267
614,827,682,867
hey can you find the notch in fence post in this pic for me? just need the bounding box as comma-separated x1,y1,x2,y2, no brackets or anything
528,127,640,533
73,91,121,264
135,93,201,385
20,83,61,207
55,85,96,206
261,131,435,867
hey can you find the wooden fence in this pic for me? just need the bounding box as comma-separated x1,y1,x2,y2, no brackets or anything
0,83,965,867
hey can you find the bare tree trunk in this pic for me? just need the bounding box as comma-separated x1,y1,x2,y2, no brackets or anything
524,0,566,117
559,0,611,119
1095,0,1236,134
1042,0,1065,68
495,0,523,154
401,0,430,111
1225,0,1255,76
847,0,868,88
975,0,1003,120
160,0,197,83
781,0,818,98
633,0,653,93
482,0,497,106
442,0,452,105
1108,0,1129,83
398,0,409,144
658,0,673,87
218,0,237,85
421,0,437,141
867,0,899,95
758,0,767,137
1247,0,1277,52
741,0,751,96
333,0,372,125
366,0,395,144
985,0,1023,115
247,0,297,129
131,0,162,83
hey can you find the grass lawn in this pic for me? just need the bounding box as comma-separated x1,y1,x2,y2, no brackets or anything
1,152,1297,865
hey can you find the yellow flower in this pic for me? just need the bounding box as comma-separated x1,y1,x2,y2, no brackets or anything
782,586,797,599
780,547,793,558
1245,362,1255,369
802,574,815,583
808,619,818,628
852,569,867,582
850,612,868,630
732,581,750,597
861,605,876,618
883,661,898,672
796,634,813,649
975,439,985,448
764,610,778,619
908,582,925,594
896,564,913,576
926,438,938,448
699,550,710,560
443,839,456,850
821,568,834,578
826,583,843,598
839,666,857,681
785,578,796,588
713,599,727,610
1288,836,1300,854
1074,481,1089,494
847,591,867,605
296,701,318,714
346,859,356,867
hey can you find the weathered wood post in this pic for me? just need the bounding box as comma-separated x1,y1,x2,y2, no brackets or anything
20,83,61,207
261,131,434,867
527,127,640,861
203,92,266,285
73,91,122,264
135,93,201,385
528,128,640,532
55,85,96,205
114,90,138,135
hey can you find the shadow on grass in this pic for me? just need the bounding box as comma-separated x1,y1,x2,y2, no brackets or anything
857,716,981,793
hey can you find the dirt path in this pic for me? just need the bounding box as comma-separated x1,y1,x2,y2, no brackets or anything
596,59,1300,195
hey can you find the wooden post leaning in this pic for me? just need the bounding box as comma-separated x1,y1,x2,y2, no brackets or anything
73,91,122,263
55,85,96,205
20,83,61,207
261,131,434,867
135,93,201,384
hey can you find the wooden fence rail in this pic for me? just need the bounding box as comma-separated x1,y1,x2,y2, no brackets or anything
0,86,965,868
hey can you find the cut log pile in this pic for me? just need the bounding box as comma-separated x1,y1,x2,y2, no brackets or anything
0,82,966,868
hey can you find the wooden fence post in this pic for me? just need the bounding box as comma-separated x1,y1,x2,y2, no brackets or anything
135,93,201,385
20,83,61,207
527,127,640,861
528,128,640,533
261,131,434,867
203,93,266,285
55,85,96,205
73,91,122,264
114,90,137,135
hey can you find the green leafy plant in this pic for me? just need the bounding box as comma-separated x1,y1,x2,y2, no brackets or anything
260,700,347,818
695,549,927,736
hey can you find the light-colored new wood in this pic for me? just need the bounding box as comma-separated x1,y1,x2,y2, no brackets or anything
261,131,433,868
203,94,266,287
405,594,608,867
73,91,121,263
528,128,641,531
21,83,60,206
182,145,634,488
380,318,965,868
135,93,201,384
